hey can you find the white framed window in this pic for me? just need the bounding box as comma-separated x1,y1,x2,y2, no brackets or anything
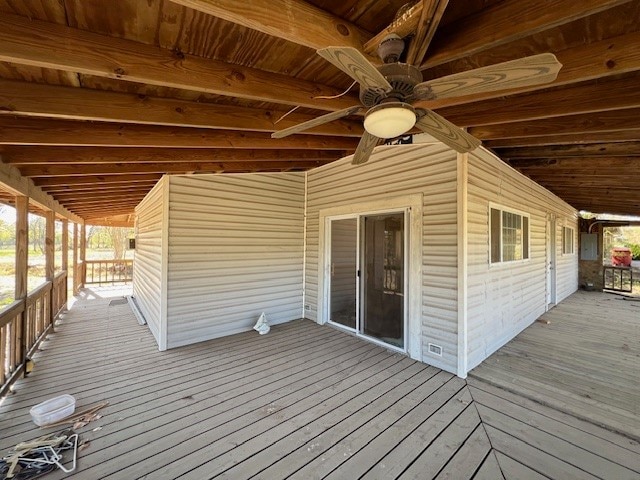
562,226,574,255
490,205,530,264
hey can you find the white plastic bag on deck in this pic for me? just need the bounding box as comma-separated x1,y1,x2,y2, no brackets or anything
253,312,270,335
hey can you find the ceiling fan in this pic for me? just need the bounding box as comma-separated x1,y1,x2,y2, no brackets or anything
272,35,562,165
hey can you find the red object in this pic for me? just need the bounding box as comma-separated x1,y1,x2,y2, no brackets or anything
611,247,632,267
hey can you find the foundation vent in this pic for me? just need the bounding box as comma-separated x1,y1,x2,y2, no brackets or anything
428,343,443,356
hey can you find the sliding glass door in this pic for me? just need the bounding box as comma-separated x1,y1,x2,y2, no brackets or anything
329,218,357,329
327,211,406,350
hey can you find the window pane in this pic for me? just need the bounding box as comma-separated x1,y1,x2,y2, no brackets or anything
490,208,501,263
502,211,522,261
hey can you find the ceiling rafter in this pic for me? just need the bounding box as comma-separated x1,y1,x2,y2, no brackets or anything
437,75,640,127
168,0,373,52
419,30,640,109
0,147,346,165
0,79,363,136
421,0,633,69
0,117,360,150
405,0,448,66
484,130,640,148
0,14,358,112
469,108,640,140
496,142,640,159
17,160,332,177
32,174,165,187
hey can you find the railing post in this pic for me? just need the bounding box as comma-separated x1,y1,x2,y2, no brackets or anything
15,195,28,377
45,211,55,333
80,223,86,289
61,219,68,309
73,223,79,294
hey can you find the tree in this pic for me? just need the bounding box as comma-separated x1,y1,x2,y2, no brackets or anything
105,227,130,260
28,215,46,254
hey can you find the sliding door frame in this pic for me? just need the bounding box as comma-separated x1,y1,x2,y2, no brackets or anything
318,194,423,360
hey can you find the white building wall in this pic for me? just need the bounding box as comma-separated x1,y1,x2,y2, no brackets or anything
133,178,167,348
465,149,578,371
165,173,306,348
305,144,460,374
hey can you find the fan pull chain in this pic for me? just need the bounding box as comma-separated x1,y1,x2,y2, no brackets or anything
274,81,357,125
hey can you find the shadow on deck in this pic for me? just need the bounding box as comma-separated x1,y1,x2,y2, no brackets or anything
0,288,638,479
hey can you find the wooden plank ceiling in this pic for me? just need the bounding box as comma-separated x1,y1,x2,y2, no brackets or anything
0,0,639,221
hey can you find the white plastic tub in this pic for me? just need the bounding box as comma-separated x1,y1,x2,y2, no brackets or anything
30,394,76,426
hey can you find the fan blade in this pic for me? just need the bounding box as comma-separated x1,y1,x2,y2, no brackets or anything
414,53,562,100
351,131,381,165
415,109,481,153
318,47,392,93
271,106,362,139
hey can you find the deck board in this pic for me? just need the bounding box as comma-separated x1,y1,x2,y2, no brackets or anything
0,287,638,479
472,451,505,480
470,291,640,441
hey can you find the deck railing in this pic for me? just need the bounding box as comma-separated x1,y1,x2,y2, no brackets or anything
0,271,68,397
84,259,133,285
603,266,633,292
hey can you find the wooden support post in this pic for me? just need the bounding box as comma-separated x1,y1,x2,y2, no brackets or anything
80,223,86,289
45,211,55,332
73,222,79,294
61,219,68,310
15,195,28,376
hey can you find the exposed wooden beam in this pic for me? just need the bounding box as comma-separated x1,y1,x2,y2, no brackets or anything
0,80,363,137
497,142,640,159
520,178,640,188
83,211,137,220
84,215,134,227
438,75,640,127
76,204,139,212
1,147,344,165
75,202,139,211
533,191,640,201
363,1,423,54
420,30,640,109
0,117,360,150
18,160,333,177
422,0,632,68
0,160,81,222
484,130,640,147
519,171,640,178
470,108,640,140
169,0,372,52
405,0,448,66
508,157,640,169
52,189,152,201
42,182,159,193
51,195,148,206
0,14,357,112
32,174,164,188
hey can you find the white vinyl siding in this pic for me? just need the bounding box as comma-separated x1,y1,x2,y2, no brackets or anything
466,149,578,371
305,144,460,374
133,178,167,347
556,221,579,302
165,173,305,348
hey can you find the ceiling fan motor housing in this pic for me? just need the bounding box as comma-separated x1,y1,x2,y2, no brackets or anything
359,62,423,107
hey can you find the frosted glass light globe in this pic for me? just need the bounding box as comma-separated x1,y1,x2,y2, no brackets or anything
364,103,416,139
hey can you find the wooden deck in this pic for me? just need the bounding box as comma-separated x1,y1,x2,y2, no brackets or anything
470,290,640,442
1,288,639,479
